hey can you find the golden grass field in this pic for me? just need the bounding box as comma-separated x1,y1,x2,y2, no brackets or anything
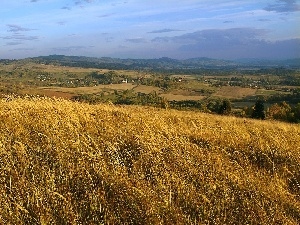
212,86,257,99
38,84,163,99
0,96,299,224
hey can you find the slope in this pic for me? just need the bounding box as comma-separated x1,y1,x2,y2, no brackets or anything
0,96,299,224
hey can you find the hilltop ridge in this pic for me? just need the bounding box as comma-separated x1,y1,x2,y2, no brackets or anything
3,55,299,70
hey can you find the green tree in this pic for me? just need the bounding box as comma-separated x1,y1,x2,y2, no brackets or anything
206,99,222,113
291,103,300,123
218,99,232,115
252,99,266,120
116,90,136,105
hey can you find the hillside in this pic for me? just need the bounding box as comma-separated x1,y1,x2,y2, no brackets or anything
0,96,299,224
16,55,300,70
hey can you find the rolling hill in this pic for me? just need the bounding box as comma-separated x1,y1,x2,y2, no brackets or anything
16,55,300,71
0,96,299,224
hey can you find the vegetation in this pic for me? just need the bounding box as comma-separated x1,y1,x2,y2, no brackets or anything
0,96,299,224
218,99,232,115
252,99,266,120
0,57,299,124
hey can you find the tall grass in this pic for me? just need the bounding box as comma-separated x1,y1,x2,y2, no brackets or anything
0,96,299,224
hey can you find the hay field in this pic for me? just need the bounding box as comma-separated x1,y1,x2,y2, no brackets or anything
213,86,257,99
0,96,299,224
160,93,206,101
39,84,162,97
39,83,137,95
0,62,102,73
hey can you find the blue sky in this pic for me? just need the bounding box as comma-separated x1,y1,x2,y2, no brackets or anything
0,0,299,59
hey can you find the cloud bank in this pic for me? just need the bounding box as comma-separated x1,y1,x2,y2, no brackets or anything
152,28,300,59
1,0,299,59
148,29,182,34
7,24,35,33
264,0,300,12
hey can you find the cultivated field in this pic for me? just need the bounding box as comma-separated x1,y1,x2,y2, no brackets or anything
212,86,257,99
1,61,296,105
133,85,162,94
39,83,137,95
0,62,103,74
160,93,206,101
0,96,299,224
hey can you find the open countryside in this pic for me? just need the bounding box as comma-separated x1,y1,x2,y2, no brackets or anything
1,96,299,224
1,0,300,224
1,56,299,122
1,54,300,225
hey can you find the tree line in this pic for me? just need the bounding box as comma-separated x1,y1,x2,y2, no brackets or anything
72,91,300,123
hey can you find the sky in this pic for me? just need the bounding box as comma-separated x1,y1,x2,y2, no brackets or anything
0,0,300,60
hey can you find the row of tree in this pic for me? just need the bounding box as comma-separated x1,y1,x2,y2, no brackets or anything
72,91,300,123
208,99,300,123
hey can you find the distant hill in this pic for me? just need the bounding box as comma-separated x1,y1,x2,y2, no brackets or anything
235,58,300,68
20,55,300,71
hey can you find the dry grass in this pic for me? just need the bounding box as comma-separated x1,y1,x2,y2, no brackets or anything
133,85,162,94
39,84,162,96
37,89,75,99
0,62,104,73
39,83,137,95
160,93,206,101
8,87,75,100
0,96,299,224
213,86,257,99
